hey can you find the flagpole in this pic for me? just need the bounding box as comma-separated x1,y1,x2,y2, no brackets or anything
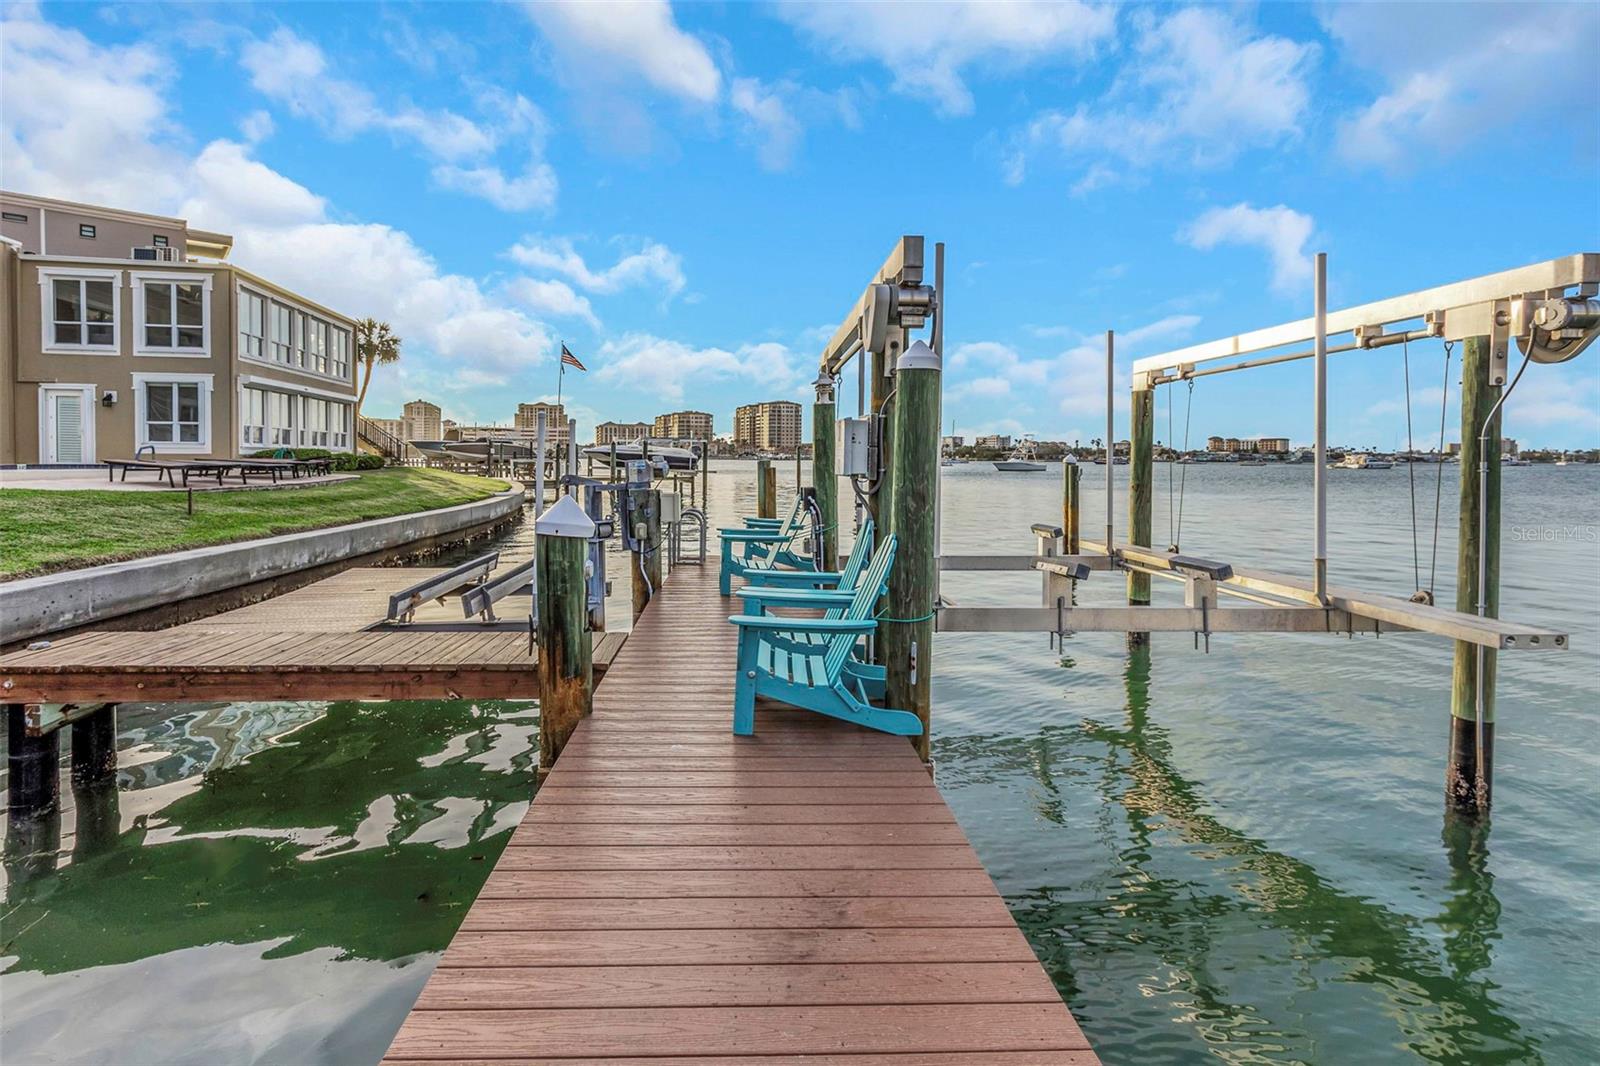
556,338,565,411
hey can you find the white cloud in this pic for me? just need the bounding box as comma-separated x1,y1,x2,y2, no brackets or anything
1181,203,1314,296
946,317,1202,432
1,8,558,380
523,0,720,104
0,6,185,207
507,236,686,297
239,27,556,211
778,0,1114,116
1003,7,1315,187
593,335,802,402
1324,2,1600,170
504,277,601,330
432,156,558,212
238,109,274,144
730,78,804,172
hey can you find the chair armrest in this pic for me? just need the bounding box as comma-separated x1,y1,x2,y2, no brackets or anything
736,587,855,607
728,615,876,633
743,517,783,527
718,529,787,542
742,569,844,588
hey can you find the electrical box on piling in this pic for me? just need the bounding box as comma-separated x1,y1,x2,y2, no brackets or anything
836,417,871,476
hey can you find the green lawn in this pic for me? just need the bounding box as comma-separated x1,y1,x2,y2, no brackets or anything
1,467,513,580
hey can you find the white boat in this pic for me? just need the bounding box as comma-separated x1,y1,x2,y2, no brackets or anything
1331,453,1393,470
581,438,701,471
411,438,534,463
994,440,1047,472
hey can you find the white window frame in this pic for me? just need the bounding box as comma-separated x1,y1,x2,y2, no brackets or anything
236,374,356,452
132,270,213,358
235,283,353,385
131,371,214,454
36,383,98,464
39,268,121,355
239,383,268,450
238,286,268,363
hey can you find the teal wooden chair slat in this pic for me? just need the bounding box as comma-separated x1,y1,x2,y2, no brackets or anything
735,520,882,698
741,518,873,590
729,535,919,737
717,498,818,595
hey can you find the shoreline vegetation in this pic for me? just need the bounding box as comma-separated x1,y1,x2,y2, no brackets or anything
0,467,511,580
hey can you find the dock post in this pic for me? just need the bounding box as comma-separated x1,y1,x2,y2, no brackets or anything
701,434,711,516
536,496,595,772
870,329,906,552
1063,460,1081,555
6,704,60,819
70,703,118,787
755,458,775,519
813,373,839,567
884,340,941,761
1127,373,1155,648
630,487,663,623
1448,334,1500,814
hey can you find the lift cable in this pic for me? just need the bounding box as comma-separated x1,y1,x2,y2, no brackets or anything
1426,341,1455,599
1172,379,1195,553
1403,335,1421,594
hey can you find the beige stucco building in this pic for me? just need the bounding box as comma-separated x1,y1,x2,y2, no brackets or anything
733,401,801,452
595,420,650,444
653,409,713,442
0,191,357,467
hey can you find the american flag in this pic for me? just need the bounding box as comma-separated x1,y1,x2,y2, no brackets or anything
560,343,587,372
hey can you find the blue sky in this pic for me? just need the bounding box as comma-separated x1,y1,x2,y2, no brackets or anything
4,1,1598,447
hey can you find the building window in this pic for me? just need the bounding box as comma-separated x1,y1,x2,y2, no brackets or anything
270,302,293,364
79,223,96,239
2,211,25,223
153,235,169,247
239,288,267,359
269,390,296,445
132,372,213,452
331,402,350,448
139,279,207,351
331,327,350,380
242,385,267,446
50,276,117,349
303,317,329,375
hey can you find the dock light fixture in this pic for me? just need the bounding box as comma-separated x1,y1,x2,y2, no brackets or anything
896,338,940,372
535,494,597,539
813,370,836,403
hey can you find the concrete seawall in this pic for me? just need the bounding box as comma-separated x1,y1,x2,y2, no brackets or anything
1,488,525,645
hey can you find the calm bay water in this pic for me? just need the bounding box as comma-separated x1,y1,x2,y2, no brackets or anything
2,459,1596,1064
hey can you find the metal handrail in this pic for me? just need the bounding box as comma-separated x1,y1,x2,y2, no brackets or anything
386,552,499,622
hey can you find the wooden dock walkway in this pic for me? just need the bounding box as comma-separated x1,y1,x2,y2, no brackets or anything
383,563,1098,1064
0,567,625,704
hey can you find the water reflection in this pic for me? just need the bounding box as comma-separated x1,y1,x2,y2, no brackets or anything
936,649,1538,1064
0,698,534,1064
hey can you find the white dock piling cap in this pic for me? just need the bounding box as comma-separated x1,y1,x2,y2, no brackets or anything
896,339,941,372
535,495,596,538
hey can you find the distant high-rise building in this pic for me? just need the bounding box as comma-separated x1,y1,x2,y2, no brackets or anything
974,434,1012,450
515,401,569,445
652,410,714,441
595,420,651,444
403,399,442,441
732,401,801,452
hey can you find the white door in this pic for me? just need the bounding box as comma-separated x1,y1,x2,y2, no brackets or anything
42,387,94,464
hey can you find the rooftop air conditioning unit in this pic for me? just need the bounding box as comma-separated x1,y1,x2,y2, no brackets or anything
132,245,182,262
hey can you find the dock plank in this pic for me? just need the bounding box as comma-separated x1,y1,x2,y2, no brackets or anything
383,562,1096,1063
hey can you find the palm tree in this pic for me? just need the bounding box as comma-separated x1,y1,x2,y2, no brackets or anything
354,318,402,418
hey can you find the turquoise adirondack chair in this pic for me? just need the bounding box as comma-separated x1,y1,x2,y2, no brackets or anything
738,497,802,531
734,521,884,700
728,535,920,737
717,500,819,595
740,518,873,590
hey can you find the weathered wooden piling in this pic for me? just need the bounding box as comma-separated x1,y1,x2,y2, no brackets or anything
1063,459,1082,554
630,486,663,622
535,497,594,771
755,458,775,519
1127,376,1155,648
1448,334,1500,813
813,373,839,567
883,341,941,761
6,704,59,818
70,703,117,787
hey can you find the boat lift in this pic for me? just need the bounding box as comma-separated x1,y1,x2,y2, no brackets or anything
928,251,1596,814
819,236,1593,809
